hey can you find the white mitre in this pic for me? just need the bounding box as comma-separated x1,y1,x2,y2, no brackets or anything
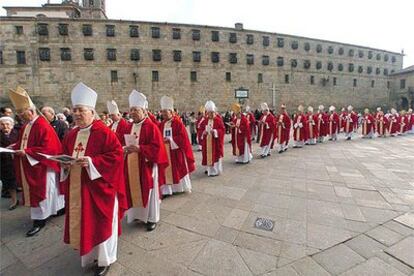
129,89,147,109
160,96,174,110
71,82,97,108
107,100,120,115
205,100,216,112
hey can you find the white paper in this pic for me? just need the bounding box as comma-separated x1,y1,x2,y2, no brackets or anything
124,134,138,146
0,147,15,153
26,154,40,166
38,153,77,163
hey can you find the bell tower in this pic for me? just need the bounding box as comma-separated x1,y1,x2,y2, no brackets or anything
82,0,106,19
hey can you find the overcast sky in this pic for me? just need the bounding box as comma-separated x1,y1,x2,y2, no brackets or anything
1,0,413,67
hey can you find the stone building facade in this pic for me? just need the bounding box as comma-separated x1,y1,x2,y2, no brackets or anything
0,1,406,112
389,66,414,110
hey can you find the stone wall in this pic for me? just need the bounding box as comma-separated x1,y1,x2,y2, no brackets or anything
0,17,404,113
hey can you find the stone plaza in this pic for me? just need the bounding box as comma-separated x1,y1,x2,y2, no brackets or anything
1,133,414,275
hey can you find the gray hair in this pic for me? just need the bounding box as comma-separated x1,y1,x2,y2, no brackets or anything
0,116,15,126
41,106,55,116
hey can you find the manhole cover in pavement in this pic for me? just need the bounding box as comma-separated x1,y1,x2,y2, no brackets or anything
254,217,275,231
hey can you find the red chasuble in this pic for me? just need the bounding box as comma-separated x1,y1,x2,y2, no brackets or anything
376,114,388,136
305,113,319,140
231,115,251,156
62,120,127,256
159,115,196,184
344,111,358,133
257,113,275,147
328,112,340,136
124,118,168,208
275,112,291,145
109,118,129,144
293,113,307,141
362,114,375,135
317,112,329,137
200,115,225,166
196,115,206,145
13,116,62,207
147,111,160,128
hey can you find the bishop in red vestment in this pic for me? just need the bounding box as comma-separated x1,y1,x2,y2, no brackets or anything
107,100,129,144
305,106,318,145
158,96,195,195
316,105,328,143
200,100,225,176
245,106,257,141
328,106,340,141
230,103,252,163
376,110,388,137
275,104,291,153
9,86,64,237
196,107,206,151
362,108,375,138
61,83,127,275
257,103,275,157
124,90,168,231
293,105,307,148
344,105,358,140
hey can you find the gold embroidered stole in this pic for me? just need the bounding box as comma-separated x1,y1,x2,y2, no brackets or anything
363,116,367,135
258,115,266,145
346,115,350,133
296,116,301,141
127,122,143,207
206,119,214,166
308,116,314,138
20,123,33,207
69,127,91,250
379,118,383,134
235,118,241,156
329,114,333,135
163,120,173,184
278,115,283,144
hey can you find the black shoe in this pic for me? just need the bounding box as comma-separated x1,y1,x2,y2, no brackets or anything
204,170,208,174
54,208,65,217
8,200,19,211
146,222,157,231
95,265,111,276
260,154,266,158
267,153,271,156
278,150,283,154
26,225,43,237
346,137,351,140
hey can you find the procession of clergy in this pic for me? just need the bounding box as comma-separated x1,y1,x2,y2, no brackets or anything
4,82,414,276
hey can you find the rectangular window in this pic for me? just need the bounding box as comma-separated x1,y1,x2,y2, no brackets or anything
58,23,68,35
333,77,337,86
106,25,115,37
262,36,269,47
225,72,231,82
110,70,118,83
371,80,375,88
82,24,93,36
173,50,182,62
60,48,71,61
284,74,289,84
0,50,3,65
387,81,390,89
310,75,314,85
246,54,254,65
229,53,237,64
353,79,357,87
15,25,23,35
130,49,140,61
107,48,116,61
211,31,219,42
37,23,48,35
84,48,94,60
39,48,50,61
172,28,181,39
258,73,263,83
17,51,26,64
400,79,406,89
246,34,254,45
262,55,269,66
192,29,201,41
152,70,159,81
229,32,237,43
129,25,139,37
190,71,197,82
151,27,160,38
193,51,201,62
277,37,284,48
211,52,220,63
152,49,161,61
